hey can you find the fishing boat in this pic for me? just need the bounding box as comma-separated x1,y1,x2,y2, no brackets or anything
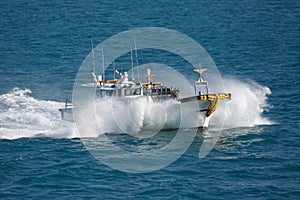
59,63,231,130
59,38,231,130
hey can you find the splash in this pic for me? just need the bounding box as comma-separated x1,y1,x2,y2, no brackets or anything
77,97,185,138
212,77,272,129
0,88,77,140
0,79,272,140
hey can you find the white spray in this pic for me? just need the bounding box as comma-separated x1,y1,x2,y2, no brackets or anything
212,77,272,128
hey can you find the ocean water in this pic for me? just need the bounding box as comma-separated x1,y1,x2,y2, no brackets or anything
0,0,299,199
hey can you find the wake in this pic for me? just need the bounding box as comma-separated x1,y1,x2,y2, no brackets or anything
0,88,77,140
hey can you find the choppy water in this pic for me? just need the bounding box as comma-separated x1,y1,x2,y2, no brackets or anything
1,0,299,199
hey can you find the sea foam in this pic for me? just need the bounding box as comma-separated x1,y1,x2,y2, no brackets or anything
0,88,77,140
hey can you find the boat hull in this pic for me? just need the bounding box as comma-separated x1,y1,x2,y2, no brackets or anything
58,97,211,130
58,107,74,122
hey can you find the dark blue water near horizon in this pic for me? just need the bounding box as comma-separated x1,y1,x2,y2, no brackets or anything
1,0,299,199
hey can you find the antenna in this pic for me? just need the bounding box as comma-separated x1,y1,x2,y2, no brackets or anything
130,46,135,81
91,39,95,73
101,47,105,81
113,61,116,80
193,62,207,82
134,37,140,81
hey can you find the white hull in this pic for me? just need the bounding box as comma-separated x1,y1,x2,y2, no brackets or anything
59,97,212,131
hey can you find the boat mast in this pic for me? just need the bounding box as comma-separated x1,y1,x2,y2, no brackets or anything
193,62,208,94
145,68,155,103
91,39,96,73
101,47,105,81
130,46,135,81
145,68,155,84
134,37,140,82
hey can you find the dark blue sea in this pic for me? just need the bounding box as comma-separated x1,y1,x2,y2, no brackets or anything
1,0,299,199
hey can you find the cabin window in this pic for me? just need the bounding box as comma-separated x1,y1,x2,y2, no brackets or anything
100,90,114,97
125,89,132,96
134,88,141,95
124,88,141,96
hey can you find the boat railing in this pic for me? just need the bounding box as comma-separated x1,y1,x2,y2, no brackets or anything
194,81,209,95
64,99,73,109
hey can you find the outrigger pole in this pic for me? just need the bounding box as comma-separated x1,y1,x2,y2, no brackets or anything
134,37,140,82
90,38,98,84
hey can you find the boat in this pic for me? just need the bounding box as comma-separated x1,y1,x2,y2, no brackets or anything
59,38,231,131
59,63,231,130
